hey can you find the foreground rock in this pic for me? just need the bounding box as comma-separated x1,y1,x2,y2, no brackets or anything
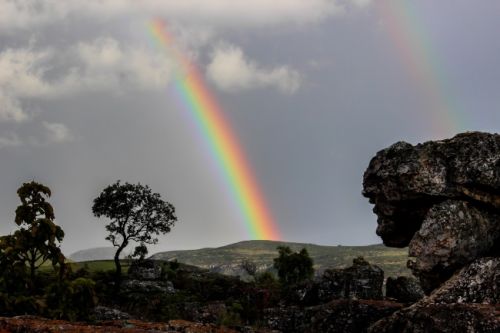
385,276,424,304
264,299,403,333
368,303,500,333
428,257,499,305
370,258,500,332
0,316,240,333
287,257,384,305
317,257,384,302
363,132,500,291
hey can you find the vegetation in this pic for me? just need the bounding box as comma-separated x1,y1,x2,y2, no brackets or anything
92,181,177,284
151,240,411,277
0,181,96,320
0,181,412,329
273,246,314,285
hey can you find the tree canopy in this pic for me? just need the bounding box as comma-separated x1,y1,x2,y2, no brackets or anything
92,181,177,282
273,246,314,286
7,181,65,288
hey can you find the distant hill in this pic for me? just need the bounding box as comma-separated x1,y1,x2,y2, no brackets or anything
151,240,411,278
69,247,126,262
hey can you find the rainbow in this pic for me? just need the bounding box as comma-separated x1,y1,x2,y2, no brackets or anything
376,0,465,136
149,19,280,240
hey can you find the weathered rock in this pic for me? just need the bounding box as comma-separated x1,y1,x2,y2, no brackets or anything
128,260,163,280
428,257,500,304
368,303,500,333
181,302,228,324
385,276,424,303
363,132,500,247
363,132,500,291
93,306,131,321
408,200,500,291
264,299,403,333
121,280,175,294
286,257,384,305
368,243,500,331
317,257,384,302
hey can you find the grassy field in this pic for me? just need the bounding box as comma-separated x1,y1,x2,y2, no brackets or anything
70,260,132,273
151,240,411,278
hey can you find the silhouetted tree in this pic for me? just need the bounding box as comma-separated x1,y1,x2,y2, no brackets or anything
12,181,65,288
92,181,177,284
273,246,314,285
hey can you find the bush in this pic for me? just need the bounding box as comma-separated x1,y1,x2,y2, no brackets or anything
273,246,314,286
45,278,97,321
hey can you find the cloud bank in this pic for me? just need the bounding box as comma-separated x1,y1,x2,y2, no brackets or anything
0,0,345,34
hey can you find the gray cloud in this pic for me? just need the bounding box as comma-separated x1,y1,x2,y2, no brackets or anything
0,0,345,34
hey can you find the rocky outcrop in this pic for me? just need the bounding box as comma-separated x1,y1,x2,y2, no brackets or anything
368,303,500,333
286,257,384,305
385,276,424,304
128,260,163,280
428,257,499,304
363,132,500,291
121,280,175,294
93,306,131,321
264,299,403,333
371,258,500,332
363,132,500,331
317,257,384,302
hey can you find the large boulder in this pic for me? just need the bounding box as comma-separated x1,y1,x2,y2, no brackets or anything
128,260,163,280
363,132,500,291
369,258,500,332
428,257,500,305
287,257,384,305
385,276,424,304
368,303,500,333
264,299,403,333
317,257,384,302
408,200,500,291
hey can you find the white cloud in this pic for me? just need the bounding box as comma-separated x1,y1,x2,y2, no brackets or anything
0,38,172,147
42,121,73,144
0,38,173,120
0,0,345,34
73,37,173,92
207,44,301,94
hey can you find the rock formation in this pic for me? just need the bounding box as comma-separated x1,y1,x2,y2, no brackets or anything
363,132,500,291
363,132,500,331
317,256,384,302
385,276,424,303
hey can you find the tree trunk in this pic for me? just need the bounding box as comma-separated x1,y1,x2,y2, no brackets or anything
114,242,127,291
29,258,36,291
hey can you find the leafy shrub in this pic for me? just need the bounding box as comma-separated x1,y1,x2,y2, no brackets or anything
45,278,97,321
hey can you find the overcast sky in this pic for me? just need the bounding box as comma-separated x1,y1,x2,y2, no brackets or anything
1,0,500,255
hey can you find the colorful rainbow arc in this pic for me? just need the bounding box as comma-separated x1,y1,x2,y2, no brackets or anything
376,0,465,136
149,19,280,240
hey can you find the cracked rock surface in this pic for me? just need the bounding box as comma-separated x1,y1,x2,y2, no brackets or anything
364,132,500,332
363,132,500,291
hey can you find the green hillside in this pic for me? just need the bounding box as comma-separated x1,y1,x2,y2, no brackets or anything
151,240,411,278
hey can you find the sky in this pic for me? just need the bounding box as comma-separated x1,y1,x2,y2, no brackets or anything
1,0,500,255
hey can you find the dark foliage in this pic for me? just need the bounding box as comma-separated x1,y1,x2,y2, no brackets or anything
0,181,96,321
273,246,314,286
92,181,177,284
